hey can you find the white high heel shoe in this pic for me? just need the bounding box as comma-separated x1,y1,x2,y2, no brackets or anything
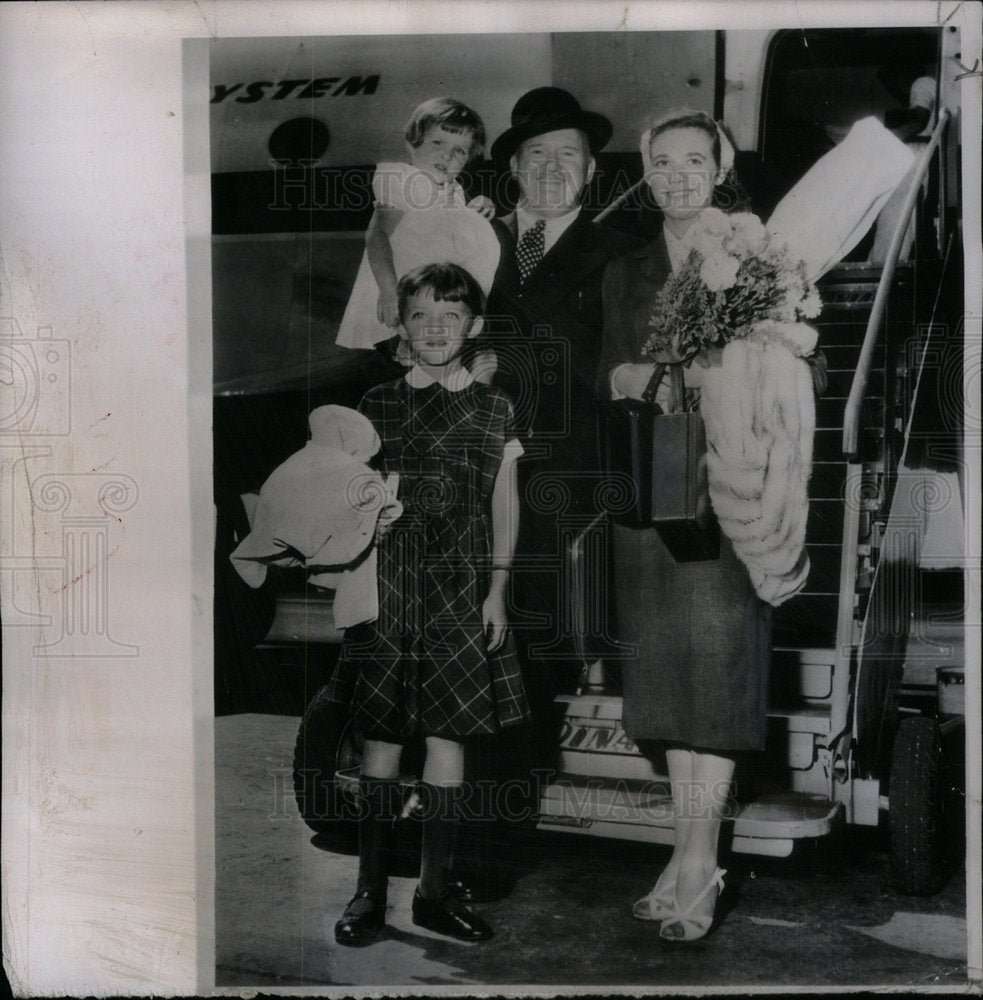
631,868,676,921
659,867,726,942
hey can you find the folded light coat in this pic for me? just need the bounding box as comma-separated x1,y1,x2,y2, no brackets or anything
766,116,915,282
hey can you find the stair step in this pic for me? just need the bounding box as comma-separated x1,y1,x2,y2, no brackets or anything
823,370,882,397
816,396,883,429
768,703,833,733
820,261,890,283
804,498,847,542
801,545,842,593
820,350,885,375
262,589,342,645
813,428,883,464
808,464,850,498
537,783,842,853
773,595,840,646
818,297,879,313
813,429,848,461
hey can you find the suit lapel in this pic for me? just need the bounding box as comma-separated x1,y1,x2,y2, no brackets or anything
500,212,518,242
490,214,521,301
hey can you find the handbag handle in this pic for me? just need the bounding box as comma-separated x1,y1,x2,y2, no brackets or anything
668,364,685,413
641,363,667,405
641,362,685,412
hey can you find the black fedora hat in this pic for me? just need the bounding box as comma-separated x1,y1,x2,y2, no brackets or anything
490,87,613,163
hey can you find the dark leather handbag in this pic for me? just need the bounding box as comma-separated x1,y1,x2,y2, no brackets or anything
599,363,718,561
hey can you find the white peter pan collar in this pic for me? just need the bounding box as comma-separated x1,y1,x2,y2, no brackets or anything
404,365,475,391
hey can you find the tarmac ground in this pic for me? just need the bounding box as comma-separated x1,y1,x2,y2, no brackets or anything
214,711,971,992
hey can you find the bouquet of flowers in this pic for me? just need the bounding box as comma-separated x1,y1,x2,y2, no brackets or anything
645,208,822,361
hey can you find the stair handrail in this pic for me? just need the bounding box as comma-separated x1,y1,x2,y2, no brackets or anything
828,109,952,754
841,109,951,459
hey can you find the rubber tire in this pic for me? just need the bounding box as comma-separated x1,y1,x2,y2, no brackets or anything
888,715,949,896
292,685,362,836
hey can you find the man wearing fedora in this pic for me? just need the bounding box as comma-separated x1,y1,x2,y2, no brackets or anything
484,88,642,761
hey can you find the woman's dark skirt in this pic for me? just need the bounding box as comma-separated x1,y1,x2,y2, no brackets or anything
612,521,771,753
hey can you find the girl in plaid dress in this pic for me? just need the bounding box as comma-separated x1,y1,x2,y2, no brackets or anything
331,263,529,946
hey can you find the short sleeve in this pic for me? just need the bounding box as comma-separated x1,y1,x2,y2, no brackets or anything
357,385,382,423
502,437,524,464
473,386,521,494
497,389,517,441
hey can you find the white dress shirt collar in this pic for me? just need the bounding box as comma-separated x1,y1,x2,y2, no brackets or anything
404,365,475,391
516,205,582,255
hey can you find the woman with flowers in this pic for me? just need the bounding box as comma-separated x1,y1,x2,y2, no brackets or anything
597,109,824,942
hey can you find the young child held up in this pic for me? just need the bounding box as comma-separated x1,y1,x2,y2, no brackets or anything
335,98,500,356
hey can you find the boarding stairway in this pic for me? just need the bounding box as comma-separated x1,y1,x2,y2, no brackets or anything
541,111,959,855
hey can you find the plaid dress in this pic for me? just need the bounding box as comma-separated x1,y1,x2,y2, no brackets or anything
327,377,530,741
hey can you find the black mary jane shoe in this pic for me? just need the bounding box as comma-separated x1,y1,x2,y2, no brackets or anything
446,870,509,904
446,877,476,903
412,887,493,942
334,891,386,947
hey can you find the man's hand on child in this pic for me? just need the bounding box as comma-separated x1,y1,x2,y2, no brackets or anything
468,347,499,385
467,195,495,219
482,592,508,652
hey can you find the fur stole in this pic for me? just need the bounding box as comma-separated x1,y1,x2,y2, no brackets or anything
698,325,817,606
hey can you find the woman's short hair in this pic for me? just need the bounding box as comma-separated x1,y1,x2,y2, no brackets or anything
397,262,486,320
404,98,487,161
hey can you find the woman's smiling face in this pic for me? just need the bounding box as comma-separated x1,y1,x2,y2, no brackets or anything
646,126,721,225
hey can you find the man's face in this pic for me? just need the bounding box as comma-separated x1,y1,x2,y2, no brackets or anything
510,128,595,218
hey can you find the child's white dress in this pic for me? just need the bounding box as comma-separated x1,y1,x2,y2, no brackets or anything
335,161,500,350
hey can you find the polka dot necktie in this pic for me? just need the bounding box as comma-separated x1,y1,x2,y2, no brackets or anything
516,219,546,283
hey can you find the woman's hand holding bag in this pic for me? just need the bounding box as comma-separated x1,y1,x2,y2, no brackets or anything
600,362,718,561
612,362,661,401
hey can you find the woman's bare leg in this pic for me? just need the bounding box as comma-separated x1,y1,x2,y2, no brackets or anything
661,749,734,938
662,748,696,885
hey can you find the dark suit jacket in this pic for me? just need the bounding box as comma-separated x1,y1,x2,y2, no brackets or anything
486,212,643,518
